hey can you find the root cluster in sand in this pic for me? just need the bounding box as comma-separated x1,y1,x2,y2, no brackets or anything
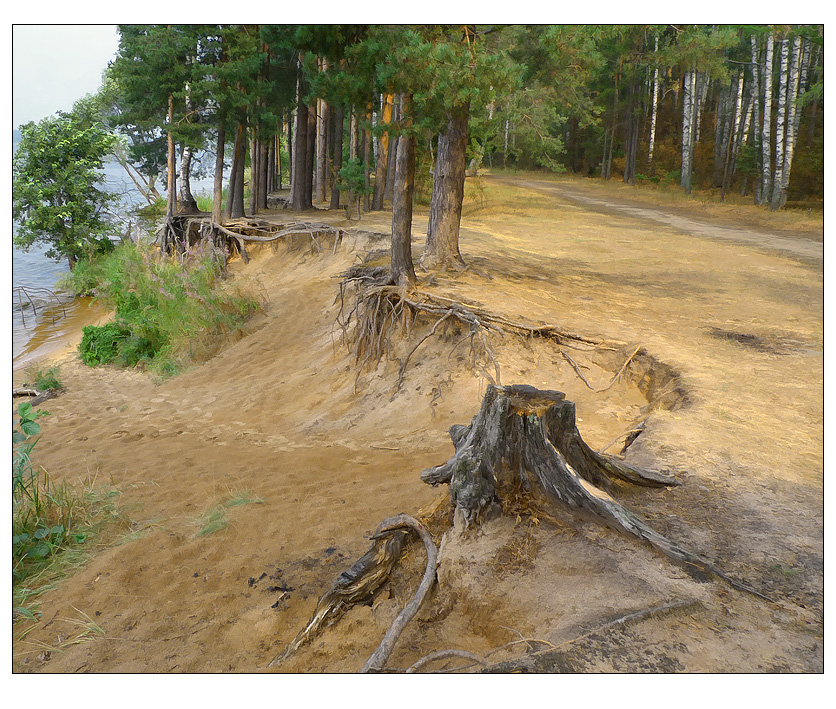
157,214,344,264
336,267,631,395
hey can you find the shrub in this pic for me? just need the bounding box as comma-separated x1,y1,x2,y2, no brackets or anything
24,365,63,392
79,322,132,367
68,241,260,376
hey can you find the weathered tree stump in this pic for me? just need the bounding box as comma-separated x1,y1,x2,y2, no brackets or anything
421,384,769,598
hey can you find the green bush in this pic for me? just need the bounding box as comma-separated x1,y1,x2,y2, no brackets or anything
67,241,260,376
79,322,132,366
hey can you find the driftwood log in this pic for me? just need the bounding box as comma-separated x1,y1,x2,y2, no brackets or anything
422,384,770,599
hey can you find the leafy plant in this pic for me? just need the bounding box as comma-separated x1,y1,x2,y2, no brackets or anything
66,241,261,376
25,365,63,392
12,402,126,612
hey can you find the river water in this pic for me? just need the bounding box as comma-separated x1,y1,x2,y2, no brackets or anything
12,155,218,367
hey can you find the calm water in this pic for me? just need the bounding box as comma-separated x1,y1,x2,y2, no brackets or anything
12,156,218,365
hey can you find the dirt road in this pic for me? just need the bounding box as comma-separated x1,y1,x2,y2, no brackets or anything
13,175,823,673
490,174,824,263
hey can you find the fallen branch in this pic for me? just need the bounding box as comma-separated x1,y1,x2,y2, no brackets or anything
406,649,488,673
481,599,702,673
361,514,439,673
267,527,409,668
13,387,57,406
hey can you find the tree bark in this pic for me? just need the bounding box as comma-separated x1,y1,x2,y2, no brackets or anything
363,104,373,212
291,99,310,211
776,36,806,209
385,96,400,202
178,144,198,214
770,37,790,210
249,133,259,215
212,125,225,225
166,92,177,220
761,33,775,205
421,103,469,271
227,122,246,220
372,94,393,210
750,34,763,203
316,96,329,203
389,94,417,290
330,105,344,210
680,70,693,194
305,102,316,207
647,34,660,169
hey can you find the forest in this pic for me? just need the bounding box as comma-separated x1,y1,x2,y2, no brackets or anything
12,23,824,675
104,24,823,251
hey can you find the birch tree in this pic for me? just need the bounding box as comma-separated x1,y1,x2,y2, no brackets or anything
770,37,790,210
647,34,660,167
760,32,775,205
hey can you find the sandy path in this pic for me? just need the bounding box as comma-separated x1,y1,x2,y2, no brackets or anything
491,174,824,262
13,177,823,673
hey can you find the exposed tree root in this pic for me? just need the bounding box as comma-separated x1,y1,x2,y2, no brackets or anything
158,214,343,264
335,273,633,395
361,514,438,673
269,508,442,670
481,599,703,673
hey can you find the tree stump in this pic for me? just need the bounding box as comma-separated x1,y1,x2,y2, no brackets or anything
420,384,764,591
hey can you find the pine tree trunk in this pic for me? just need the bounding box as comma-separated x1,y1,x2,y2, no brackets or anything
761,33,775,205
227,123,246,219
771,37,790,210
316,97,329,203
363,105,373,213
372,94,393,211
249,134,259,215
305,102,316,207
258,138,269,210
212,125,225,225
385,96,400,202
389,94,416,289
330,105,344,210
421,103,469,271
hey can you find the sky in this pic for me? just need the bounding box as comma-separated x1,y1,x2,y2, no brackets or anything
12,25,120,129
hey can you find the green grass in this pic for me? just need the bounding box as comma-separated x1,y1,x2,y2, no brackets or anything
23,365,63,392
62,240,262,377
194,490,263,537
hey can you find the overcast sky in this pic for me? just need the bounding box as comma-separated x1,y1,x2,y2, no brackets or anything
12,25,119,129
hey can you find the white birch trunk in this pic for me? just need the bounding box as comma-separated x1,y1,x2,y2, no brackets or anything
778,36,809,208
770,38,790,210
727,69,746,178
647,34,660,166
681,69,693,192
761,33,774,204
694,70,709,143
750,34,763,203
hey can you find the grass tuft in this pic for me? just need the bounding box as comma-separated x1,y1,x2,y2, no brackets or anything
62,240,262,377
